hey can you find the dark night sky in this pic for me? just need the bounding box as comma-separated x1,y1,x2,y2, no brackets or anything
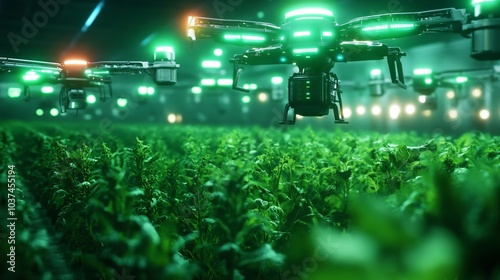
0,0,468,61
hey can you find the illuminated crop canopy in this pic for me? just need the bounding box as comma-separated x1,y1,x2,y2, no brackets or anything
285,7,333,19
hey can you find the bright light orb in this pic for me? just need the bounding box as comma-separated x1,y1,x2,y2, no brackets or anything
448,109,458,119
167,113,176,123
371,105,382,116
405,104,416,115
356,105,366,115
389,104,401,119
258,92,268,102
343,107,352,118
479,109,490,120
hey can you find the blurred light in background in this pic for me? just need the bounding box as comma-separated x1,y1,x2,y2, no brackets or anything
271,76,283,85
258,92,268,102
50,108,59,116
446,90,455,99
23,71,40,81
191,86,202,94
86,94,97,104
356,105,366,116
117,98,128,107
389,104,401,119
243,83,258,90
405,104,416,115
138,86,155,95
479,109,490,120
36,109,44,116
418,95,427,103
371,105,382,116
242,96,251,103
343,107,352,118
296,115,304,120
175,114,183,123
472,88,482,98
217,78,233,86
456,76,468,83
201,79,216,86
202,60,221,68
7,88,22,98
167,113,176,123
448,109,458,119
214,49,223,56
423,110,432,117
41,86,54,94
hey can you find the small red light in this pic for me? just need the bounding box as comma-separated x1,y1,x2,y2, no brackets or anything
63,59,88,66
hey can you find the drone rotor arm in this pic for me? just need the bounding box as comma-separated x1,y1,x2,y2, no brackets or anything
187,16,281,47
339,8,469,41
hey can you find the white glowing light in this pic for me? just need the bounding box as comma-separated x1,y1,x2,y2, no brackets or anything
389,104,401,119
479,109,490,120
405,104,416,115
448,109,458,119
371,105,382,116
87,94,97,104
167,113,176,123
50,108,59,116
446,90,455,99
343,107,352,118
356,105,366,115
258,92,268,102
472,88,482,98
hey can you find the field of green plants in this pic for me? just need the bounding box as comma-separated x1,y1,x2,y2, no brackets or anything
0,121,499,280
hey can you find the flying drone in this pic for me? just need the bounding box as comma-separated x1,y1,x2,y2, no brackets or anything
187,0,499,124
0,46,179,114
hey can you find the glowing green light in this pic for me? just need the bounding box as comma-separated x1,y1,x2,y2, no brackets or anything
214,48,223,56
249,83,257,90
50,108,59,116
370,69,382,77
155,46,174,53
242,96,251,103
413,68,433,75
201,78,216,86
138,86,148,95
191,86,202,94
201,60,221,68
84,69,92,75
117,98,128,107
456,76,468,83
294,31,310,37
389,23,415,29
7,88,22,98
36,109,44,116
322,31,333,36
472,0,496,4
285,8,333,19
217,78,233,86
223,34,265,42
23,71,40,81
41,86,54,94
147,87,155,95
87,94,97,104
425,78,433,85
271,76,283,84
362,23,415,32
362,25,388,31
293,48,318,54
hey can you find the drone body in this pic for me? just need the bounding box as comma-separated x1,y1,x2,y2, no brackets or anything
0,46,179,114
187,1,499,124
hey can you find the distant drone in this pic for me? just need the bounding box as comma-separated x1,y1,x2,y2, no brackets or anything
187,0,499,124
0,46,179,114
